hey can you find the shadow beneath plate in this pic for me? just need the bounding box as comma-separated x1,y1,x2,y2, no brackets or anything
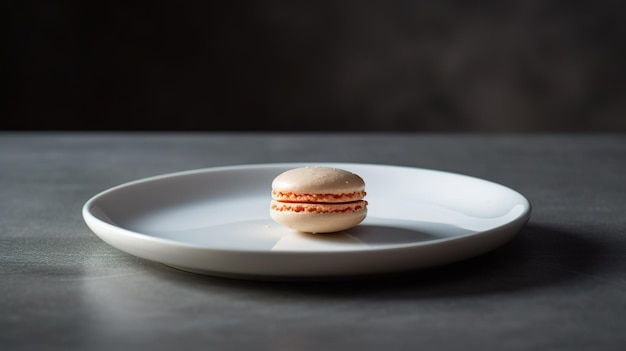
151,223,609,298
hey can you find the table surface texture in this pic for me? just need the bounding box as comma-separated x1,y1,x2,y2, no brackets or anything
1,133,625,351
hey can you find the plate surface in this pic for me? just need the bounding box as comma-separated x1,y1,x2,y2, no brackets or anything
83,163,531,279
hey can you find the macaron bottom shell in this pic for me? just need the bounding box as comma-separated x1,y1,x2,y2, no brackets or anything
270,208,367,234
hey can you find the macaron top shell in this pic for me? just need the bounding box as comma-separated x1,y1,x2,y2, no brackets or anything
271,167,365,196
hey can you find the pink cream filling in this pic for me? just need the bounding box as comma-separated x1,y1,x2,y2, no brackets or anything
271,200,367,214
271,190,366,203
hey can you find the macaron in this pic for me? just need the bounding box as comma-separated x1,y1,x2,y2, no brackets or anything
270,166,368,233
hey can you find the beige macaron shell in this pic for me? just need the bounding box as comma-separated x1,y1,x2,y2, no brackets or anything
271,167,365,195
270,207,367,234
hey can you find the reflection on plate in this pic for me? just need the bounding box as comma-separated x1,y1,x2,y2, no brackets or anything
83,163,531,280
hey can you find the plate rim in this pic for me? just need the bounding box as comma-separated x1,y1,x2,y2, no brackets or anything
83,162,531,252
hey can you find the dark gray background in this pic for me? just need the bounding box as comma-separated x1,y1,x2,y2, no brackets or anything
4,0,626,131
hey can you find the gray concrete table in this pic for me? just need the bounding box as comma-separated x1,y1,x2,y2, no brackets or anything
1,133,625,351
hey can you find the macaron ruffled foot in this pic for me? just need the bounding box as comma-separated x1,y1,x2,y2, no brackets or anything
270,166,368,233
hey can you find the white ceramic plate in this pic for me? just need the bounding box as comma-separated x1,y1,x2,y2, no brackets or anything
83,163,531,280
